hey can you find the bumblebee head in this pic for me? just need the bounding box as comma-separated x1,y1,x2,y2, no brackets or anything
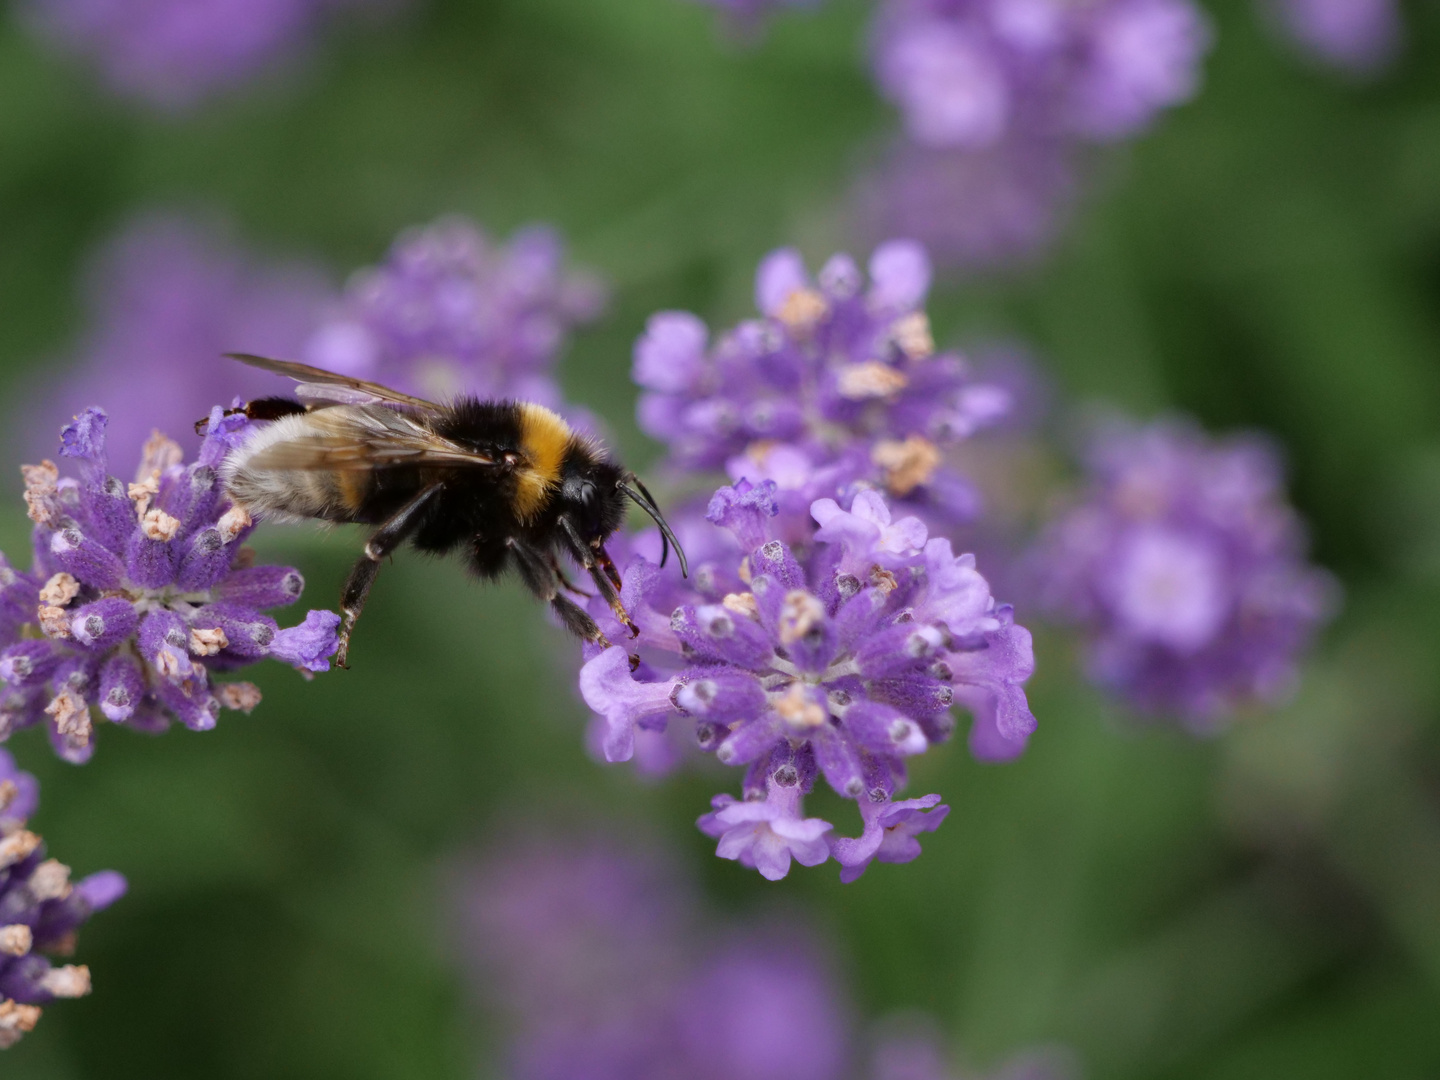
558,456,629,546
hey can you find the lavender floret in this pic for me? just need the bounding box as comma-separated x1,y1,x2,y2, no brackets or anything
1032,417,1338,727
0,407,339,761
579,481,1036,880
634,241,1012,537
305,216,606,406
1261,0,1400,75
0,749,124,1050
871,0,1212,150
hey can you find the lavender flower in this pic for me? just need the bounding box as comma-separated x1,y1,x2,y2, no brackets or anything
869,1026,1078,1080
854,135,1077,274
871,0,1212,149
634,241,1012,538
454,832,849,1080
304,216,607,407
20,0,399,111
579,480,1036,880
0,749,125,1050
686,0,822,37
1,406,339,762
1261,0,1400,75
23,212,332,462
1032,417,1336,726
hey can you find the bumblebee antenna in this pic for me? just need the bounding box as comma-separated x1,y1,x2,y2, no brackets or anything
619,479,688,578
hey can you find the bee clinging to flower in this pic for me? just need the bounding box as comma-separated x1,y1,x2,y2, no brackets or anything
212,355,684,668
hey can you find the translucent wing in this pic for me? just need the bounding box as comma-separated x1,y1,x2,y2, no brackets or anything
226,353,440,412
246,406,499,472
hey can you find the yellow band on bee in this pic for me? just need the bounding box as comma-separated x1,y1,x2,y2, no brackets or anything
515,402,571,522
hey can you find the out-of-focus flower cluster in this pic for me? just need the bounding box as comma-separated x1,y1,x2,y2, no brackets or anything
24,212,332,462
454,831,1077,1080
581,479,1034,881
20,0,401,111
456,833,850,1080
860,0,1210,271
0,750,124,1049
1261,0,1401,75
1,407,339,762
635,241,1011,538
304,216,607,408
1031,418,1336,727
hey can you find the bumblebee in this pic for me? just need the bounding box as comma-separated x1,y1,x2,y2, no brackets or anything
213,354,684,668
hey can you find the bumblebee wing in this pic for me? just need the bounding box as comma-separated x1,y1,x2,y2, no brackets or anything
226,353,440,412
246,408,499,472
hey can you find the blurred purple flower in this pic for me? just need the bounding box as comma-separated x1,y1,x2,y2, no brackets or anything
854,135,1077,274
635,241,1012,538
578,480,1035,880
871,0,1212,149
869,1025,1079,1080
20,0,400,111
453,832,850,1080
1,406,339,762
0,748,125,1049
1261,0,1400,75
304,216,606,408
22,212,332,463
1031,417,1337,727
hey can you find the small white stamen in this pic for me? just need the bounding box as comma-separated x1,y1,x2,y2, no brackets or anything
216,506,252,543
872,435,941,496
774,682,826,729
0,830,41,870
44,689,91,749
217,682,262,713
891,311,934,360
721,592,759,620
39,965,91,999
28,859,72,902
141,508,181,542
776,288,827,335
36,605,73,640
838,362,908,401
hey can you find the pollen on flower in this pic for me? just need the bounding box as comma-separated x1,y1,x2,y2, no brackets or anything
38,965,91,999
28,860,72,902
777,287,828,335
721,592,760,619
0,924,32,957
0,780,16,814
141,508,181,541
36,605,73,640
38,573,80,607
872,435,942,496
21,461,60,526
778,590,826,646
189,627,229,656
775,683,826,729
137,430,183,479
838,361,909,400
44,690,91,750
890,311,935,359
216,505,252,542
127,474,159,518
0,831,41,869
217,682,262,713
0,1000,41,1049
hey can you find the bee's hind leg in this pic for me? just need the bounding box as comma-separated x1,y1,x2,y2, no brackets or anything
335,483,442,668
193,396,308,435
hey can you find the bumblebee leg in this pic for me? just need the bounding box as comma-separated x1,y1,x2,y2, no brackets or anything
558,518,638,638
547,553,591,598
335,483,443,668
506,538,627,659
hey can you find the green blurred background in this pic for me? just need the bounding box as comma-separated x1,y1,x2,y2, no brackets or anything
4,0,1440,1075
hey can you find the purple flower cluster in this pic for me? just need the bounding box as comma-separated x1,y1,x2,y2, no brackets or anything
860,0,1209,271
20,0,398,111
872,0,1211,149
580,479,1035,881
304,216,607,408
869,1027,1077,1080
855,135,1077,274
454,833,850,1080
23,212,332,462
1032,417,1336,726
0,749,125,1049
634,241,1011,538
1261,0,1400,75
1,407,340,763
